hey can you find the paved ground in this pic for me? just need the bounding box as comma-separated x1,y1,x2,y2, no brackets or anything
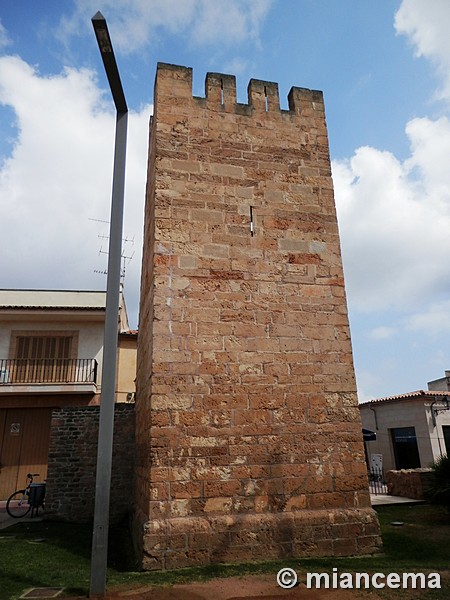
370,494,423,506
0,500,43,529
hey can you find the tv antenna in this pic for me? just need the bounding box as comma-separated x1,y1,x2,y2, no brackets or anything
90,218,135,282
89,217,110,225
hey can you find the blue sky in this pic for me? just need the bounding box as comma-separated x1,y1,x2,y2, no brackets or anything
1,1,450,401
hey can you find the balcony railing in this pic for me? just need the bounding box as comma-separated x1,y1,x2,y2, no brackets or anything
0,358,98,385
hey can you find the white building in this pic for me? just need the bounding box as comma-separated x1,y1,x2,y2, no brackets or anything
0,289,131,498
360,387,450,474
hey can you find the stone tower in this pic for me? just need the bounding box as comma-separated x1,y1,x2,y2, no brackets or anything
134,63,381,569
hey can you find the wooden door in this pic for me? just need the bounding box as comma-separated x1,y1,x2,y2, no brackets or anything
0,408,52,499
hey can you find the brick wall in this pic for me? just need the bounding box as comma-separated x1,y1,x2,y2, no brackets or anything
45,404,135,523
134,63,382,569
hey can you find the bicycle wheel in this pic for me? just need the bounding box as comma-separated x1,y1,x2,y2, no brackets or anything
6,490,31,518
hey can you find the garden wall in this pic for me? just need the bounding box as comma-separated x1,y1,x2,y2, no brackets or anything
386,468,432,500
45,404,135,523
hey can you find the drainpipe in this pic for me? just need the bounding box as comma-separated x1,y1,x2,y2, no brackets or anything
430,399,438,428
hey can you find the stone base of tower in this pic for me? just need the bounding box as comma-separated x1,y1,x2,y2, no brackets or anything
134,504,382,571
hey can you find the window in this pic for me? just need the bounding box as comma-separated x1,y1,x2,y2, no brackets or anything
443,426,450,456
390,426,421,469
10,331,77,383
16,336,72,360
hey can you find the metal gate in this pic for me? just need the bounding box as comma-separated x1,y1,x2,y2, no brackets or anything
368,466,387,495
0,408,52,499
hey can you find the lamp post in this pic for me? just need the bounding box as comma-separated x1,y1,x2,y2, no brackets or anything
90,11,128,597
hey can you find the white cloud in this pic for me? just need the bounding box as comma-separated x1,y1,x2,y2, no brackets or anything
0,20,11,49
0,55,150,327
369,326,397,341
222,57,251,77
334,1,450,318
405,116,450,201
395,0,450,101
356,370,388,403
335,1,450,400
406,300,450,335
333,110,450,314
58,0,273,54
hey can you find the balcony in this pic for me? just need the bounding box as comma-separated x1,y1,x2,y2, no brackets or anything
0,358,98,395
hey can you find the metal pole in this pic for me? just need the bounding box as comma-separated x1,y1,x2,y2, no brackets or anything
89,12,128,598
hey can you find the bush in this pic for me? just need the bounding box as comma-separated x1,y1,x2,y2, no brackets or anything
425,454,450,511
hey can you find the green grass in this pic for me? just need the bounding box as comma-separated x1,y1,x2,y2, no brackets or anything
0,504,449,599
0,520,93,599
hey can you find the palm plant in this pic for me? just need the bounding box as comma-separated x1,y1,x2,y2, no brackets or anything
425,454,450,512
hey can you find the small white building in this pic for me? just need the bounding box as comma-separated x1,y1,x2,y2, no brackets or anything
0,289,132,499
360,386,450,474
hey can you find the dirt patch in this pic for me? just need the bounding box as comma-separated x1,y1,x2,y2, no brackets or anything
102,574,379,600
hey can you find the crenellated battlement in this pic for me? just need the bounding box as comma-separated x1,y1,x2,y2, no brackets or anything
205,72,236,107
155,62,324,118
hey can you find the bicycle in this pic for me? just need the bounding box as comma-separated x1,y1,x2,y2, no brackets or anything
6,473,46,518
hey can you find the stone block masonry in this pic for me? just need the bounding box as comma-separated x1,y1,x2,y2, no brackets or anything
134,63,382,569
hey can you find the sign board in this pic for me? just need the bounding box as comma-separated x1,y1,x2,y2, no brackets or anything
370,453,383,470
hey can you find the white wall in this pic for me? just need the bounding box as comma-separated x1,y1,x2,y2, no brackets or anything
433,408,450,457
360,399,434,471
0,317,105,381
361,398,450,472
